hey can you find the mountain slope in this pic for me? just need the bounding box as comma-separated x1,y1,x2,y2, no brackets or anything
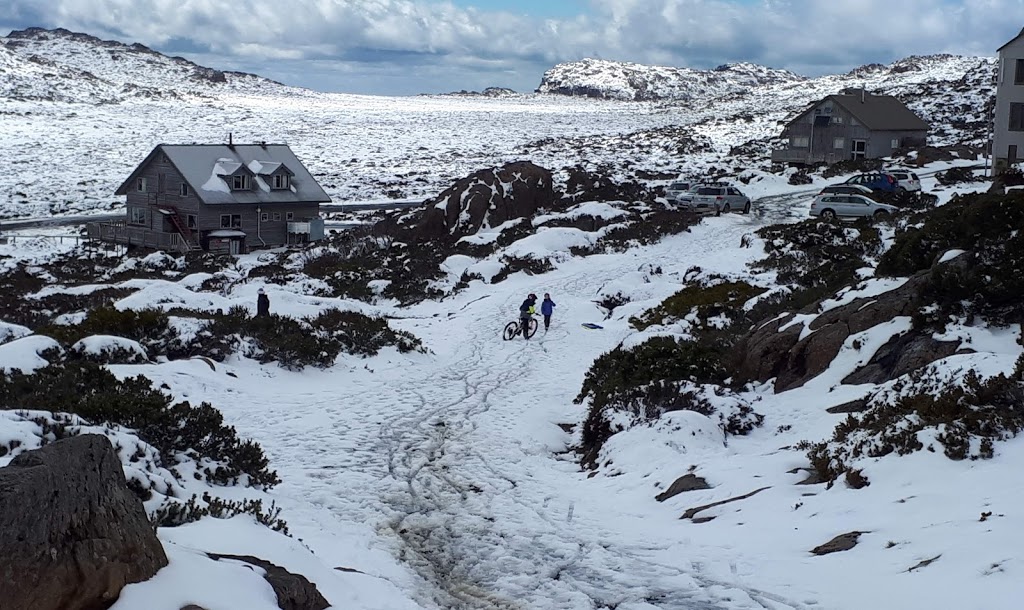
0,27,295,103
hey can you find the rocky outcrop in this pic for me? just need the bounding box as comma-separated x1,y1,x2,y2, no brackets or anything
737,271,930,393
208,554,330,610
416,161,556,241
811,531,864,555
841,332,964,386
0,434,168,610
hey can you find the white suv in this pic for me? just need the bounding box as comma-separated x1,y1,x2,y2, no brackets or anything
889,170,921,192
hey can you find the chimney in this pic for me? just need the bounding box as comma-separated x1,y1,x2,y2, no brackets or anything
861,89,865,103
228,132,234,149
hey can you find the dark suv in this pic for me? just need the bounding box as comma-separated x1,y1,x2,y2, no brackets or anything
843,172,900,193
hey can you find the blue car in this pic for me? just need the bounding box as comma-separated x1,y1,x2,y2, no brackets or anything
843,172,901,193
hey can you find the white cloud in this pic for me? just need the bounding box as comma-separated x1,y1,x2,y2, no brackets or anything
2,0,1022,94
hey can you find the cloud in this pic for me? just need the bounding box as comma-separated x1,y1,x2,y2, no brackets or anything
1,0,1022,94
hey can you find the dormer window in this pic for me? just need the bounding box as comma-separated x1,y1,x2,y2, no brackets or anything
272,174,290,189
231,175,250,190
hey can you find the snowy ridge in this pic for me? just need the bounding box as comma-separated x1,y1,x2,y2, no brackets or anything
536,57,804,101
0,27,297,103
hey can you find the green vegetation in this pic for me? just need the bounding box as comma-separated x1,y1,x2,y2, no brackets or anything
806,361,1024,484
0,361,280,489
631,281,766,331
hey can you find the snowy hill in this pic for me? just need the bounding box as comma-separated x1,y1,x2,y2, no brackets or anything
0,27,293,103
536,57,804,101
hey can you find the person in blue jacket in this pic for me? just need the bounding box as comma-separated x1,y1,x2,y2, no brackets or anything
540,293,556,331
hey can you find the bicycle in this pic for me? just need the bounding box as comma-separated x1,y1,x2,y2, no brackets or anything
502,316,538,340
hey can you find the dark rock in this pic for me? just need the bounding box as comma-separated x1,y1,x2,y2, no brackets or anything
680,487,771,520
735,315,802,382
416,161,555,241
655,474,712,502
841,332,961,385
208,554,330,610
181,606,209,610
826,398,870,414
0,434,168,610
811,531,864,555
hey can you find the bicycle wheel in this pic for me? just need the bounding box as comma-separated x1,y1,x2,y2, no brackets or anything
502,322,519,341
524,318,539,339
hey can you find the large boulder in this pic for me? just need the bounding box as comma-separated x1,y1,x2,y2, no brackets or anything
416,161,556,241
0,434,168,610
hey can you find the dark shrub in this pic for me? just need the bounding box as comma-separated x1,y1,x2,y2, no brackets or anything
806,364,1024,483
0,361,279,489
38,306,173,348
631,281,765,331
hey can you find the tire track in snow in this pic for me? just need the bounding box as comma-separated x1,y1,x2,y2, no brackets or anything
372,215,813,610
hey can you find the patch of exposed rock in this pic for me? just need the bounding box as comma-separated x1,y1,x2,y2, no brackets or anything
208,554,330,610
0,434,168,610
414,161,556,241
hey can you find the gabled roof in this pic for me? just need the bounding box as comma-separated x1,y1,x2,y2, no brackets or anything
998,27,1024,52
115,144,331,205
789,91,929,132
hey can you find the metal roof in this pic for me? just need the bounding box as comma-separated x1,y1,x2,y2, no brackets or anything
115,144,332,205
828,92,929,132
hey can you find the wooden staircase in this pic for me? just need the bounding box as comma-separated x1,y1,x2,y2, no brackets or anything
158,205,196,251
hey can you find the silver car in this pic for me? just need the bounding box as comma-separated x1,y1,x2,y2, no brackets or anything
685,185,751,215
665,181,691,202
810,193,897,220
889,170,922,193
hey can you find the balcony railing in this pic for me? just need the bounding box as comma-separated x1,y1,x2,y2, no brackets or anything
87,221,190,253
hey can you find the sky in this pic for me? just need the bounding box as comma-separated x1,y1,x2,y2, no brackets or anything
1,0,1022,96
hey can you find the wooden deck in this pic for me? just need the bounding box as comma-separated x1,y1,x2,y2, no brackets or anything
87,221,191,253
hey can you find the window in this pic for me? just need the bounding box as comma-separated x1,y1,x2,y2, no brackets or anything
891,138,901,149
832,116,843,124
158,173,166,192
272,174,290,189
180,183,189,196
1010,103,1024,131
273,212,281,221
260,212,269,222
791,136,809,148
1016,59,1024,84
136,177,147,192
220,214,241,229
286,212,294,221
128,207,147,225
231,175,250,190
834,137,845,149
186,214,197,229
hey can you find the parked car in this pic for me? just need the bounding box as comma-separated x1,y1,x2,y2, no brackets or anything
818,184,876,197
842,172,901,193
685,184,751,215
810,193,897,220
665,181,691,202
888,170,922,192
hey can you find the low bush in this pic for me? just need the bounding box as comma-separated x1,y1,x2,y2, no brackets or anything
38,306,174,348
151,493,288,533
806,362,1024,483
935,166,981,185
631,280,765,331
0,361,279,489
821,159,883,178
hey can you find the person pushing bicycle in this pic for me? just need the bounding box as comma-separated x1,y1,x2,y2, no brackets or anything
519,293,537,340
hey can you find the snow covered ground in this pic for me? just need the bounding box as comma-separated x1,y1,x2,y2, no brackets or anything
3,165,1020,609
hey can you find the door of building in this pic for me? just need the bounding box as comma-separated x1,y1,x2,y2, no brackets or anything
851,140,867,160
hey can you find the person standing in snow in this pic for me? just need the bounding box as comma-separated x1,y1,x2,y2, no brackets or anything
541,293,556,331
519,293,537,339
256,287,270,317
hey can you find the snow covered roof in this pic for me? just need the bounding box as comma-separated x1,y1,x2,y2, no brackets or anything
115,144,331,206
